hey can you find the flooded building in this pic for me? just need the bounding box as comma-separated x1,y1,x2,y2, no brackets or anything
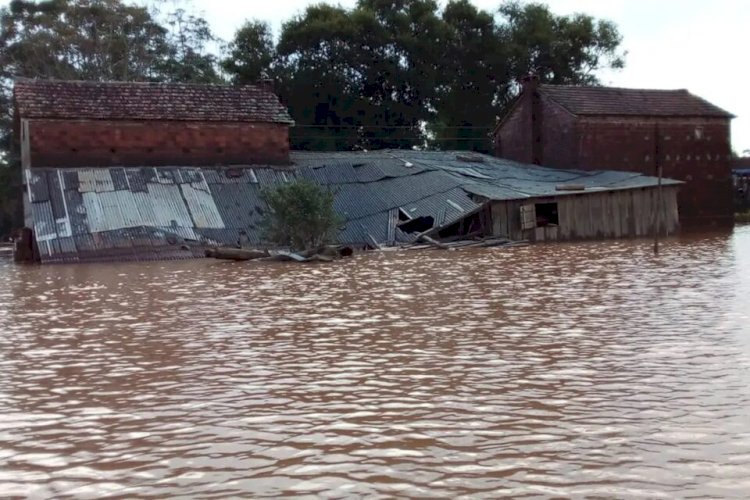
15,79,681,264
492,77,734,227
13,78,294,168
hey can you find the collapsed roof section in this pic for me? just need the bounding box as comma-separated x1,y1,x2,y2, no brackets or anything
24,150,681,263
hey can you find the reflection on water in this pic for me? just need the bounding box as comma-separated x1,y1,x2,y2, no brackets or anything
1,227,750,498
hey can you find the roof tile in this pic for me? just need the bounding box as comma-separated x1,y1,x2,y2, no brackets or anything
540,84,734,118
13,78,294,124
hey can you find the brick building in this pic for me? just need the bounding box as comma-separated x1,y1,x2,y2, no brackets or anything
492,77,735,227
13,79,294,168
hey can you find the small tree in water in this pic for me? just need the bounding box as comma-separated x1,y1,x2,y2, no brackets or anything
261,180,341,251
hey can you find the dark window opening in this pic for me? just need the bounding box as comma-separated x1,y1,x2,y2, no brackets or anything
437,211,487,241
398,216,434,234
535,202,559,227
110,148,117,154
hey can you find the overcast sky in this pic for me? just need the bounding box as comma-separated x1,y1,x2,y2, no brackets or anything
9,0,750,153
179,0,749,154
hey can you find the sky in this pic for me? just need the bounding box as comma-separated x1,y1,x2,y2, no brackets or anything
7,0,750,153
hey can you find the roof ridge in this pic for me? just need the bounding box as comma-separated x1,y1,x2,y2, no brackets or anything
539,83,690,93
14,77,265,91
538,84,734,118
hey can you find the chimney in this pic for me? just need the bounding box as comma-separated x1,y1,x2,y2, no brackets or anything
520,73,539,93
258,73,275,94
520,73,543,165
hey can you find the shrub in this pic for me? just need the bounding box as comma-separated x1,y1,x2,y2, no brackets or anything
260,180,341,251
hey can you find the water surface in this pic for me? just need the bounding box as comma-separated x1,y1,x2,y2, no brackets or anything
1,228,750,498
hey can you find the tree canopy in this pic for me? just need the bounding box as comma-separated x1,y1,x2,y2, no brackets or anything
224,0,624,152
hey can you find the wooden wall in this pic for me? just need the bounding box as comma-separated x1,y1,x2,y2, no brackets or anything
490,186,680,242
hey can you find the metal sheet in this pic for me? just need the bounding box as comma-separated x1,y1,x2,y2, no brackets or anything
147,183,194,228
125,168,147,192
27,170,50,202
47,170,66,219
65,190,88,236
181,184,225,229
110,168,129,191
78,169,97,193
62,170,80,192
133,191,160,228
94,169,115,193
82,192,106,232
31,201,57,242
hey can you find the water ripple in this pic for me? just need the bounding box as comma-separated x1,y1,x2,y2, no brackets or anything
1,228,749,498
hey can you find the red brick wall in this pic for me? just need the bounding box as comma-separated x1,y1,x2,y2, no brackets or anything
494,95,533,163
28,119,290,167
540,94,577,169
576,116,734,226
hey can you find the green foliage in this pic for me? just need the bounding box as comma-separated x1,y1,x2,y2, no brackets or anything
499,1,625,85
221,20,275,84
222,0,625,152
260,180,341,251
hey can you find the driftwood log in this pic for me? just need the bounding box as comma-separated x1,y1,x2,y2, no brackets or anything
205,248,269,261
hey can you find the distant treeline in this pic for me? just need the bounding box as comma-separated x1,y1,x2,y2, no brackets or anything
0,0,625,237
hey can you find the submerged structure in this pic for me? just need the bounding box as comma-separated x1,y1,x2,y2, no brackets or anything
23,151,680,263
14,79,681,264
493,77,734,227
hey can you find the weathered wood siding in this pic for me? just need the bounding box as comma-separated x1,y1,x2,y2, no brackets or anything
490,186,680,242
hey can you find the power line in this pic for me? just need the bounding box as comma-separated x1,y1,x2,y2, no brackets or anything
293,124,495,130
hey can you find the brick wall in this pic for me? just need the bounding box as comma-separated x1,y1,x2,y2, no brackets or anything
576,116,734,226
493,95,533,163
28,119,290,167
540,94,577,169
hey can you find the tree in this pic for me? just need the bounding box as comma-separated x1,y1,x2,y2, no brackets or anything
221,20,275,84
223,0,626,152
499,1,625,86
261,180,341,251
158,6,222,83
431,0,508,152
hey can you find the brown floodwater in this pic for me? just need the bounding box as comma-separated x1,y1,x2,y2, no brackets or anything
1,227,750,499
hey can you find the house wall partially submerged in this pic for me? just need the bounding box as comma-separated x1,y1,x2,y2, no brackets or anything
492,80,733,228
487,186,680,242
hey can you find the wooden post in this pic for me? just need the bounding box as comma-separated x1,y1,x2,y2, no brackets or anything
654,124,662,256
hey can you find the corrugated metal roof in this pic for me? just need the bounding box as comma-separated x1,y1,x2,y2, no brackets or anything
24,150,681,263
